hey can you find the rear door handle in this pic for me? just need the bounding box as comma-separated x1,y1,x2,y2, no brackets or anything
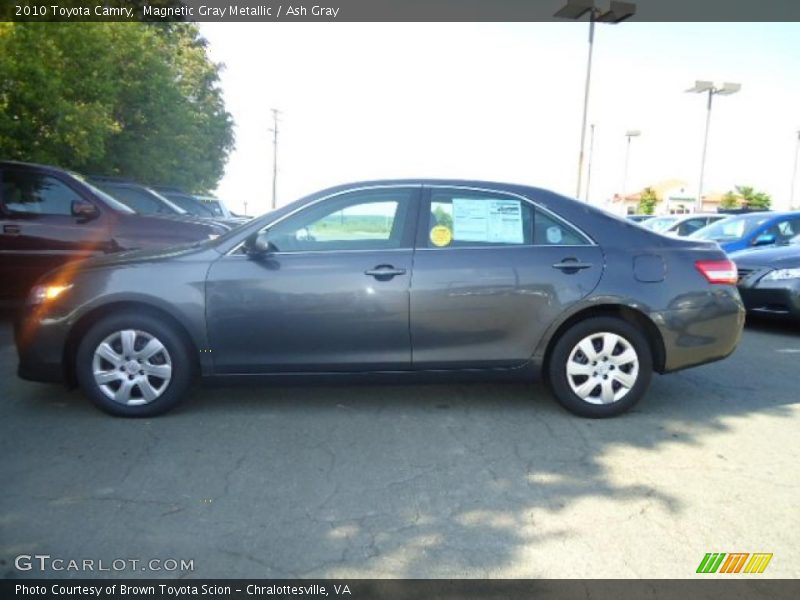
364,265,407,280
3,224,21,236
552,259,592,273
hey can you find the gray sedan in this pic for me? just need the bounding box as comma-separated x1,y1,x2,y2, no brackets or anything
15,180,745,418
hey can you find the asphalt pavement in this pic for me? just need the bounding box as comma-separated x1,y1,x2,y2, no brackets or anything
1,316,799,579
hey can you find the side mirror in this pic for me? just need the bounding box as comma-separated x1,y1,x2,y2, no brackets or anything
71,199,99,220
752,233,776,247
245,232,276,256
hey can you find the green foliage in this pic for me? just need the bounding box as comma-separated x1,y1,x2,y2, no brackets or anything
637,187,658,215
734,186,771,210
433,205,453,229
720,191,740,209
0,23,233,192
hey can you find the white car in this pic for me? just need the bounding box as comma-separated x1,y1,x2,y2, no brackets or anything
661,214,728,237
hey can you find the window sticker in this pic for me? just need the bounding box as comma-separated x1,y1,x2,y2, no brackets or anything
452,198,523,244
430,224,453,247
546,226,563,244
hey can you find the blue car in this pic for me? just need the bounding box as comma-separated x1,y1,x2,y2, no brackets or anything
690,211,800,252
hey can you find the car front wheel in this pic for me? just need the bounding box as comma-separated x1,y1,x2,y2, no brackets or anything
75,312,194,417
547,316,653,418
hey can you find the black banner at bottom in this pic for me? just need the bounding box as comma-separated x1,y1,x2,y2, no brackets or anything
3,579,799,600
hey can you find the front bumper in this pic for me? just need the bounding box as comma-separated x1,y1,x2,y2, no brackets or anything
738,279,800,319
15,308,71,384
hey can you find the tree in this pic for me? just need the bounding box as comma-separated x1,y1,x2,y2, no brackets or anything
720,190,740,209
735,185,771,210
0,23,233,192
637,187,658,215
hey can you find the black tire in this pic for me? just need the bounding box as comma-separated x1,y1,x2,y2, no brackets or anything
75,311,194,417
547,316,653,418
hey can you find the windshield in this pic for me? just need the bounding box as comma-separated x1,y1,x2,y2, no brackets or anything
198,196,226,217
71,176,136,214
95,183,184,216
164,193,216,217
690,214,769,242
642,216,678,232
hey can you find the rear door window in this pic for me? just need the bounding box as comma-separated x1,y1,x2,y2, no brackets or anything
423,189,589,248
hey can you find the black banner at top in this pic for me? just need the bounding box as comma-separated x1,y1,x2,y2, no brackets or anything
3,0,800,22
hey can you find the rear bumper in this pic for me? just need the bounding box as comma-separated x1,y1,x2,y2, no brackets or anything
654,287,746,373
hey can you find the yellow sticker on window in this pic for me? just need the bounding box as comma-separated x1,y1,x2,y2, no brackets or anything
430,225,453,247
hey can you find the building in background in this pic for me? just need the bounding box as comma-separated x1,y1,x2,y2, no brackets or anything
610,179,722,215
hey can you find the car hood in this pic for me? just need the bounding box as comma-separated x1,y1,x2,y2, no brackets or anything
116,212,227,238
730,245,800,269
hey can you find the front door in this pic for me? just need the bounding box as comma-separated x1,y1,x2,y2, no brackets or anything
205,186,420,373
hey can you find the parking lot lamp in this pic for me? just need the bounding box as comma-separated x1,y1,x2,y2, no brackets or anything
622,129,641,197
555,0,637,200
686,81,741,212
791,129,800,209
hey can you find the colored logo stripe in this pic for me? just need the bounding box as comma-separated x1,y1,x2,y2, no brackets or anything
697,552,772,574
697,553,726,573
744,553,773,574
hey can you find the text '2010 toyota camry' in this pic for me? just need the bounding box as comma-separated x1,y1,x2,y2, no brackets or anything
15,180,745,418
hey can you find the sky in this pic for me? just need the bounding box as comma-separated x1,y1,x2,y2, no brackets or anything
199,22,800,216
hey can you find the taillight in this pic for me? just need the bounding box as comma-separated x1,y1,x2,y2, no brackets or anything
695,259,738,285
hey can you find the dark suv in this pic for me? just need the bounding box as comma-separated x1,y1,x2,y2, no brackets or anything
0,161,226,302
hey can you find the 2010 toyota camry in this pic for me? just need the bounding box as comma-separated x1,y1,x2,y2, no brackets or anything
14,180,745,418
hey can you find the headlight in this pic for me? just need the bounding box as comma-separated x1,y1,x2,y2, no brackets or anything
29,284,73,305
763,268,800,281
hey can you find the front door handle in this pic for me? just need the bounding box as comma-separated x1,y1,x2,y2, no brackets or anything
364,265,407,280
3,224,21,236
552,258,592,273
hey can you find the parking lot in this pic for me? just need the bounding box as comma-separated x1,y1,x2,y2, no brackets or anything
1,315,799,579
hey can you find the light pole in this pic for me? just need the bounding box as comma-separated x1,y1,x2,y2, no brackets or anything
555,0,637,200
269,108,281,210
585,123,596,202
791,129,800,209
622,129,641,197
686,81,741,212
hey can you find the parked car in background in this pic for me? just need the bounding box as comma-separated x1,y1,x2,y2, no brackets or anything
16,179,744,418
153,187,249,227
661,213,727,237
626,214,653,223
689,211,800,252
639,215,679,233
197,195,251,220
0,161,226,303
731,234,800,320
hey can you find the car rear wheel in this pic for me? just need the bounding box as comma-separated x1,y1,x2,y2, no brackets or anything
75,312,194,417
547,316,653,418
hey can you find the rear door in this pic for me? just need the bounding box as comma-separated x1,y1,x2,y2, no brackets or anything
0,167,111,300
409,186,603,370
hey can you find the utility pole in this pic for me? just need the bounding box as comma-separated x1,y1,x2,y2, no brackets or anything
269,108,281,210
